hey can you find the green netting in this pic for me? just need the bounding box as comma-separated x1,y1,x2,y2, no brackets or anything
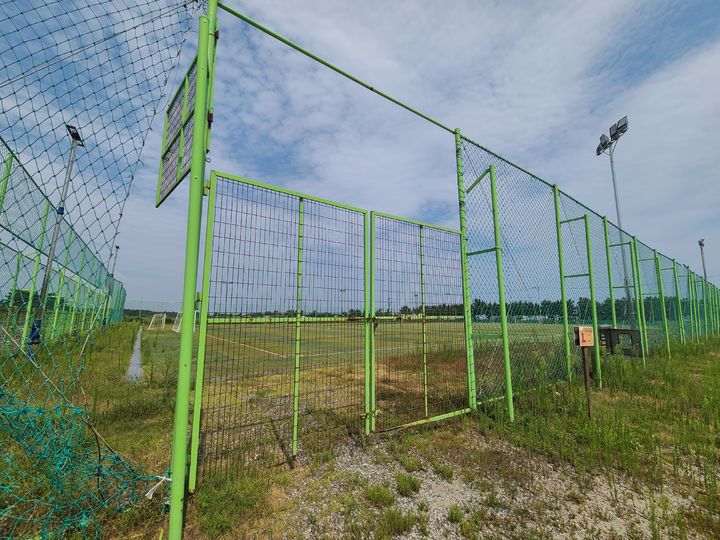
0,1,198,537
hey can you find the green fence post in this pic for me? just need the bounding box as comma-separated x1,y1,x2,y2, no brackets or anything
454,129,477,410
70,249,85,334
291,198,304,458
9,251,22,314
369,211,377,431
51,230,73,340
363,211,372,435
188,172,218,493
168,13,212,540
0,150,13,214
420,225,429,418
654,250,671,358
632,238,649,360
603,217,617,328
628,234,645,363
672,260,685,345
81,259,95,333
553,185,572,379
22,201,50,345
687,267,695,342
584,215,602,387
489,164,514,421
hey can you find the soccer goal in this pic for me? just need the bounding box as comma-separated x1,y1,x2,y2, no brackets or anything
171,311,198,333
148,313,166,330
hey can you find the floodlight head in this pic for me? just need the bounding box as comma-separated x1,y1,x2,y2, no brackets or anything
596,133,611,155
699,239,705,247
65,124,84,147
609,115,629,142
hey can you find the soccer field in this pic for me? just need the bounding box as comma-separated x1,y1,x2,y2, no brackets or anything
190,317,568,476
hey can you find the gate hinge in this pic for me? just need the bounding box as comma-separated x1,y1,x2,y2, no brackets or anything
207,111,213,127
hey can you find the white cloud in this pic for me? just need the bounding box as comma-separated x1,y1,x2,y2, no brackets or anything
116,0,720,305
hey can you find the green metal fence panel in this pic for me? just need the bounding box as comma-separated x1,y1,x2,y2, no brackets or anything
193,172,367,478
372,212,469,430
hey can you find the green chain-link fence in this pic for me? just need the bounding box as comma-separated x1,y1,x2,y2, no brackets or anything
0,0,200,537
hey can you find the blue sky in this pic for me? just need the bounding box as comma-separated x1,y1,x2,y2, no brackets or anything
116,0,720,308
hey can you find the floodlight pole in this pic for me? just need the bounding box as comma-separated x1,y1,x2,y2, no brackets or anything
698,239,707,280
34,127,82,341
599,136,631,323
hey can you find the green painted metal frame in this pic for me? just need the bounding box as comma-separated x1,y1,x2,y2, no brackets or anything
632,238,649,360
454,129,477,411
553,185,572,379
653,250,671,358
0,151,13,213
370,209,472,428
671,260,686,344
291,197,304,457
168,11,213,540
489,164,514,420
22,200,50,344
583,215,602,387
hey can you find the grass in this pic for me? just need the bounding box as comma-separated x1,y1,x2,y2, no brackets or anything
395,472,421,497
195,471,270,537
364,484,395,507
374,508,417,539
56,321,719,537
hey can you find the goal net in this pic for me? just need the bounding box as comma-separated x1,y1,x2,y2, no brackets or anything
171,311,199,333
148,313,166,330
172,313,182,332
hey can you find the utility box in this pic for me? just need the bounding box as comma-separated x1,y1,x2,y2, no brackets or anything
597,325,642,357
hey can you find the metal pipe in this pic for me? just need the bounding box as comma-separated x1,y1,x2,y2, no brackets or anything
489,164,514,421
168,14,211,540
553,185,572,379
454,129,476,410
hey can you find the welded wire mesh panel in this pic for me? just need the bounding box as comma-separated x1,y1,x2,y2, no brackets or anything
373,215,467,429
460,138,567,397
298,198,365,451
197,175,365,476
0,1,194,536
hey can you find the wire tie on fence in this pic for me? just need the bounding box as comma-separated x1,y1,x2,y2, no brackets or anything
145,476,171,500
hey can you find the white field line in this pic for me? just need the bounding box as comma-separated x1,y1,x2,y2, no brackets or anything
206,333,417,359
207,333,282,357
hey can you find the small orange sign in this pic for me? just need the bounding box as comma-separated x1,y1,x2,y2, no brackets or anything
578,326,594,347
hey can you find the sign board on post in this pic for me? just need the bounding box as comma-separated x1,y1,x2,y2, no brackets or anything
156,58,199,207
578,325,594,347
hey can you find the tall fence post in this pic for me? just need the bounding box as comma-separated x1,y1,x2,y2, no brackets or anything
363,211,372,435
454,130,477,410
628,236,645,362
489,164,514,421
603,217,617,328
687,267,696,342
419,225,429,418
22,200,50,345
51,229,73,339
672,260,685,344
188,172,218,493
291,197,304,458
369,211,377,431
168,13,212,540
632,238,648,363
654,250,671,357
553,185,572,379
584,215,602,387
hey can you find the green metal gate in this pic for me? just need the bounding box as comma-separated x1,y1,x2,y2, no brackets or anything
371,212,470,431
189,172,368,485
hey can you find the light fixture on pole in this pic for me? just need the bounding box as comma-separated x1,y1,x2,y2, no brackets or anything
698,239,707,280
30,124,84,345
596,116,630,323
